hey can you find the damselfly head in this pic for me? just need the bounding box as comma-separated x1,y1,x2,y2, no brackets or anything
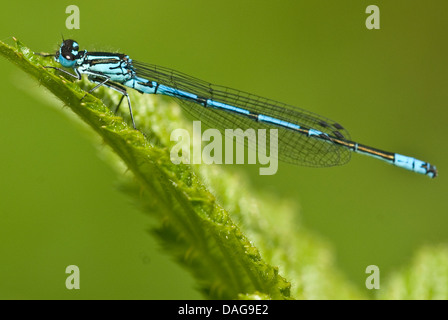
56,39,82,68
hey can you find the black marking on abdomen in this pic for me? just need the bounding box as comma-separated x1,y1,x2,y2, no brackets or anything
319,133,331,140
246,113,259,121
138,81,154,87
195,96,208,107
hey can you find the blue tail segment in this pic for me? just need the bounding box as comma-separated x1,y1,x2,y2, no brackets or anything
393,154,437,178
44,39,438,178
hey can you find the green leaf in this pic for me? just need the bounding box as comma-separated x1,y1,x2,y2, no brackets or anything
0,38,364,299
379,245,448,300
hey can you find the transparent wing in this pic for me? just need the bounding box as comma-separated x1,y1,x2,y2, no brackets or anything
133,61,351,167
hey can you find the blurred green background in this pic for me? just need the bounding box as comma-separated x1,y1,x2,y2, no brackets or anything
0,0,447,299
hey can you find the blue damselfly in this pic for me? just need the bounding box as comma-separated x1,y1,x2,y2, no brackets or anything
39,39,437,178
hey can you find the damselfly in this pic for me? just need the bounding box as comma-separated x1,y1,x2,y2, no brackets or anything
40,39,437,178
